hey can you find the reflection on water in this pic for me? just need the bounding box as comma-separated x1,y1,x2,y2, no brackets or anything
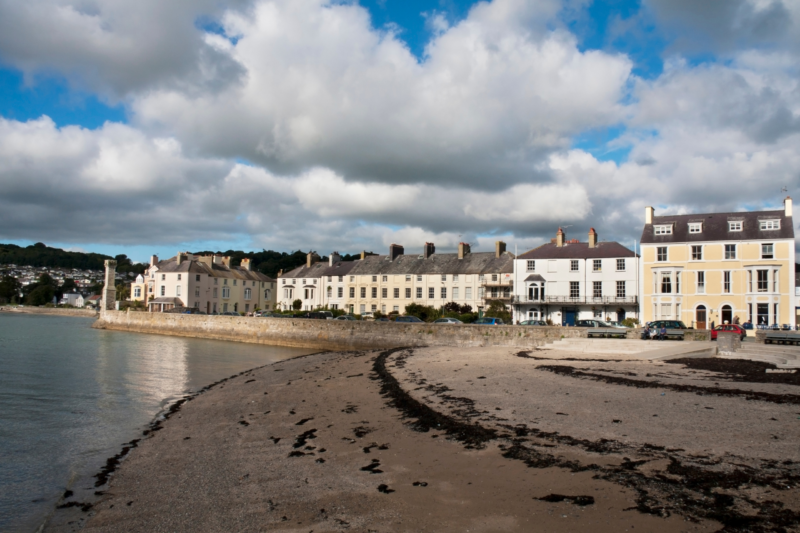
0,314,313,533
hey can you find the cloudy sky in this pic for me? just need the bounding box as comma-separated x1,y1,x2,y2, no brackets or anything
0,0,798,262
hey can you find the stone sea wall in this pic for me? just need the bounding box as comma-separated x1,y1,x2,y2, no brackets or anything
93,311,587,351
0,306,98,318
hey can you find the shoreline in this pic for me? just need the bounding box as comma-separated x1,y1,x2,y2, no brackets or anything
59,345,800,531
0,307,97,318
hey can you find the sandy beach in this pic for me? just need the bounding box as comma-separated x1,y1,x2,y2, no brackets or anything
53,346,800,532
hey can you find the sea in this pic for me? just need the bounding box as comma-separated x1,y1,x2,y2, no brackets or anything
0,313,314,532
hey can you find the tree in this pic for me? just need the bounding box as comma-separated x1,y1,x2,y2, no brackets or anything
485,300,512,324
0,275,22,303
403,303,440,322
292,299,302,311
61,278,78,293
26,285,55,306
116,283,130,301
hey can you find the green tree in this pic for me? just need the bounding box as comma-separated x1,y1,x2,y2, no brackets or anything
485,300,512,324
403,303,441,322
0,275,22,303
26,285,56,306
116,283,130,301
292,299,302,311
61,278,78,293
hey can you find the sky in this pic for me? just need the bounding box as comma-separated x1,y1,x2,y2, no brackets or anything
0,0,798,263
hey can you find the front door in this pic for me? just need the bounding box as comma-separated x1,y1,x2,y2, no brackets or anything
696,306,706,329
564,309,577,326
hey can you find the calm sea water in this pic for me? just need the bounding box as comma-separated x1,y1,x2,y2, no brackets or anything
0,314,314,532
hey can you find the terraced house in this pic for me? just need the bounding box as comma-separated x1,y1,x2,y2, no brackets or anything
277,252,356,311
639,198,796,329
136,253,277,313
344,242,514,316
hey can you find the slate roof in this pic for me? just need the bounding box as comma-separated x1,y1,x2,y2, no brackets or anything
517,242,636,260
640,209,794,244
279,252,514,279
153,256,275,283
523,274,546,282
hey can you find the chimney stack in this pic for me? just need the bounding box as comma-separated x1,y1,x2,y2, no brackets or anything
277,269,283,277
645,206,654,225
588,228,597,248
241,258,252,271
221,256,231,267
785,197,793,217
556,228,565,248
423,242,436,259
329,251,341,266
389,244,405,261
213,255,223,265
458,242,470,259
176,252,187,266
150,255,159,267
306,252,320,268
495,241,506,258
361,251,367,260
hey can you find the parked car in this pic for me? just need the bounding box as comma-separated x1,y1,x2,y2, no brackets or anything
646,320,688,330
575,319,614,328
711,324,747,341
474,317,505,325
518,320,547,326
334,315,358,321
433,317,463,324
374,317,391,322
303,312,329,319
394,316,424,323
607,321,628,328
221,311,240,316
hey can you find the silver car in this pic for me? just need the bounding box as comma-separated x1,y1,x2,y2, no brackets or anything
433,317,463,324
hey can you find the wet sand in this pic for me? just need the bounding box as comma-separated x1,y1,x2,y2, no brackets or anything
58,347,800,532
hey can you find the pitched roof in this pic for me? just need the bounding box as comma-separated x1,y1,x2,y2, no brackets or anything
517,242,636,260
640,209,794,244
153,256,275,282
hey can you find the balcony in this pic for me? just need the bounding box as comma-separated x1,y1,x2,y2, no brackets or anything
513,296,638,305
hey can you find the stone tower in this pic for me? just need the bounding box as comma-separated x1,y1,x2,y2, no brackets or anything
103,260,117,311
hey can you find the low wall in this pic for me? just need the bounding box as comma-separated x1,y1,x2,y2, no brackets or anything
93,311,588,351
627,328,711,342
0,306,98,318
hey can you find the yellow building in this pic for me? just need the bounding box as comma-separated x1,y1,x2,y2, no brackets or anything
640,198,795,330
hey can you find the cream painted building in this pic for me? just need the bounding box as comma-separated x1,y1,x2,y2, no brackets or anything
141,253,277,314
639,199,796,329
344,242,514,316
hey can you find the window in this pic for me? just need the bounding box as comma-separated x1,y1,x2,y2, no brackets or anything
696,271,704,294
762,243,774,259
453,287,459,299
327,287,332,298
654,225,672,235
233,280,237,286
406,275,411,281
723,271,731,293
360,304,365,314
417,275,423,282
244,288,252,300
616,281,626,298
371,287,377,298
657,247,667,262
492,274,498,282
661,272,672,294
441,287,447,299
527,260,536,272
134,287,141,298
416,287,422,299
381,304,386,313
213,288,218,298
339,276,343,282
428,287,434,298
405,288,411,298
688,223,702,233
393,288,399,298
372,276,377,282
760,220,780,230
569,281,580,299
593,281,602,298
360,287,366,298
478,287,485,298
724,244,737,260
215,278,218,285
453,275,459,282
350,276,355,282
661,303,672,318
570,260,579,272
774,269,779,292
177,274,181,281
265,289,271,299
729,221,742,232
195,288,200,297
756,270,769,292
195,274,201,282
222,287,230,298
337,287,343,298
381,288,387,298
176,286,181,297
616,259,625,271
593,259,601,272
393,306,399,312
593,309,602,318
224,279,228,285
691,245,703,261
371,305,377,312
161,274,165,281
350,287,355,298
465,287,472,299
382,275,387,282
441,275,447,282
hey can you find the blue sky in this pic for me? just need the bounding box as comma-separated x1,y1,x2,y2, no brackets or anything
0,0,797,263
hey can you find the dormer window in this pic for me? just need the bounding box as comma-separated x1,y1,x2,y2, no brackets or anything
688,223,702,234
760,220,780,230
654,225,672,235
729,221,742,232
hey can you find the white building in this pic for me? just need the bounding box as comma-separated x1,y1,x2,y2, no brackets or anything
60,292,85,307
277,252,356,311
512,228,640,325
